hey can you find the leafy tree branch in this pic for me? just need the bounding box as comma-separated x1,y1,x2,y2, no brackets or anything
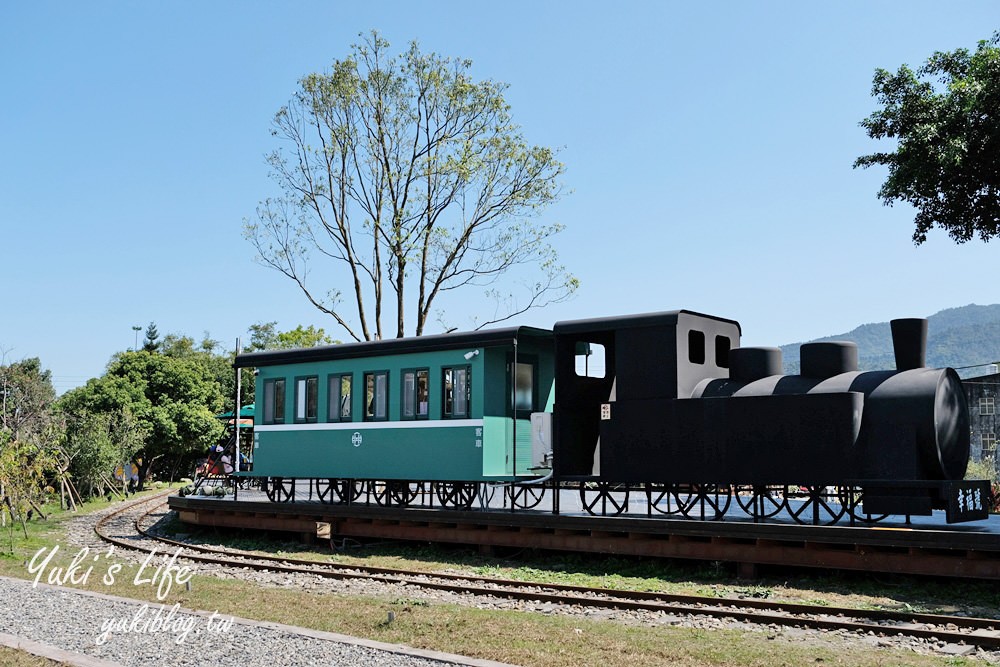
856,32,1000,244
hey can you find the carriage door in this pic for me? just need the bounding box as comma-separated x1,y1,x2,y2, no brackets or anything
508,356,537,475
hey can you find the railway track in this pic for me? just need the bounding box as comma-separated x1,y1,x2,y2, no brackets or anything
96,492,997,655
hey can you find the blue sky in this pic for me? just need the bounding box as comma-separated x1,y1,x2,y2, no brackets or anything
2,1,998,393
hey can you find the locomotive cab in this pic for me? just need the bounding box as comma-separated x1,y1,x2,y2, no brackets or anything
551,310,741,479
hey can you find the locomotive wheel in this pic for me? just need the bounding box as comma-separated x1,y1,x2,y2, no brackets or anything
264,477,294,503
478,483,499,509
315,479,338,503
579,482,629,516
435,482,479,509
339,479,365,503
785,485,845,525
505,484,546,510
674,484,731,521
371,481,422,507
838,486,889,524
386,481,424,507
315,479,363,504
369,481,389,506
734,485,785,520
646,483,683,515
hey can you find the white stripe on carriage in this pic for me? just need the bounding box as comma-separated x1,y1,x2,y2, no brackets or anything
254,419,485,432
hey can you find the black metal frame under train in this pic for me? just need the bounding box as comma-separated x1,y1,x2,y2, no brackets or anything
231,475,987,527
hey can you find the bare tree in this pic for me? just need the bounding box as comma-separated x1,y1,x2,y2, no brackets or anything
245,32,576,341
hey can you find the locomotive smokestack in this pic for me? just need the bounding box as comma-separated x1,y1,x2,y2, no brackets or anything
890,318,928,371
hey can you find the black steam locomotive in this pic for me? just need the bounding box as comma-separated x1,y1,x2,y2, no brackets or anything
553,311,988,524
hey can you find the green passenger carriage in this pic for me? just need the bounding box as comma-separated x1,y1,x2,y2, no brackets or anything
234,327,555,507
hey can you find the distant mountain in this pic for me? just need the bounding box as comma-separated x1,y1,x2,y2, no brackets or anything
779,304,1000,377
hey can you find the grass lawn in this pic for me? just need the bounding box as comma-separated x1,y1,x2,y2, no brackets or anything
0,647,67,666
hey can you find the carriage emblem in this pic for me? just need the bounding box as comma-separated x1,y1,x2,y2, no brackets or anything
351,432,363,447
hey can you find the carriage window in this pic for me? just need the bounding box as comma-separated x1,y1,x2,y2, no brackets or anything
688,330,706,364
443,366,470,418
402,368,429,420
364,371,388,421
574,342,606,378
327,374,352,422
295,376,318,423
715,335,731,369
263,378,285,424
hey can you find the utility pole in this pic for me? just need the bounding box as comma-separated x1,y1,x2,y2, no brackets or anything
234,338,242,473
